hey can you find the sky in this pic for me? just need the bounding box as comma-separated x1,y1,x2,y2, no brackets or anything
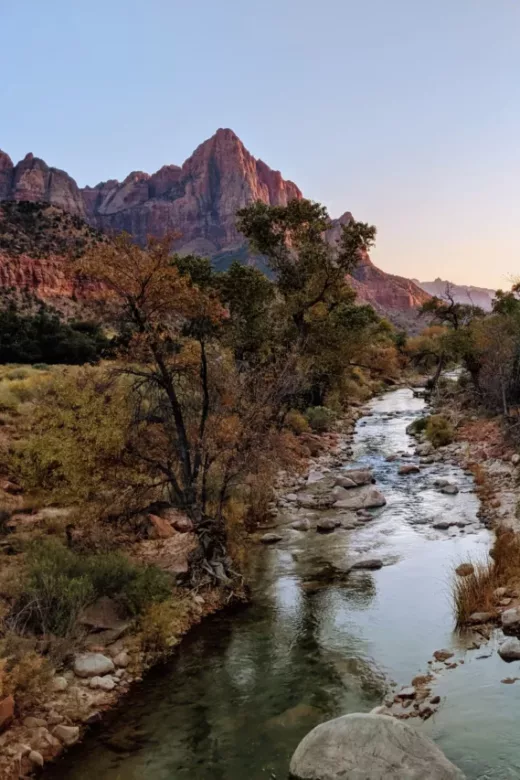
1,0,519,289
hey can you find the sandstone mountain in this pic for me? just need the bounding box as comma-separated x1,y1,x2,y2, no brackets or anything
0,129,430,315
417,278,496,312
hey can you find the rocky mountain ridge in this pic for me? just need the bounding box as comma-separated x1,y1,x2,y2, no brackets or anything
0,130,430,314
417,278,496,312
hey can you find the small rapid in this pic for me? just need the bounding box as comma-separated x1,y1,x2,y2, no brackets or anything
49,388,502,780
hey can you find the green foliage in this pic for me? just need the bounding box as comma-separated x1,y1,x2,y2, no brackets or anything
284,409,309,435
217,261,275,361
305,406,336,433
425,414,454,447
12,368,131,502
0,301,111,365
408,416,429,435
10,540,172,636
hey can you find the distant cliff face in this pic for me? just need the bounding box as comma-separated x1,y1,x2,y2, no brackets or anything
417,278,496,312
0,129,430,314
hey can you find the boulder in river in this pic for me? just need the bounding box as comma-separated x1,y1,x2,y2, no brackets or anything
289,713,466,780
351,559,383,571
260,533,283,544
501,607,520,634
334,476,357,489
341,468,374,486
440,484,459,495
398,464,421,475
498,637,520,662
335,487,386,511
291,519,310,531
316,519,338,534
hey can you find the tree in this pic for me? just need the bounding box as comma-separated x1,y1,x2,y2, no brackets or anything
236,199,384,405
237,199,376,343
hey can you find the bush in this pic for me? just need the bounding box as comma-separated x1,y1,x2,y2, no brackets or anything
407,416,428,436
138,597,191,655
425,414,454,447
284,409,309,435
305,406,336,433
10,540,172,636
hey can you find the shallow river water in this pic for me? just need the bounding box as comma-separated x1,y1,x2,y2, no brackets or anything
49,389,520,780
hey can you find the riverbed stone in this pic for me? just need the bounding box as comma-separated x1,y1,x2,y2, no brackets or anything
334,476,357,489
307,469,326,485
433,649,454,662
441,484,459,495
341,468,374,486
73,653,115,678
291,519,310,532
260,533,283,544
498,637,520,661
502,608,520,633
398,464,421,475
289,713,466,780
351,558,383,571
335,486,386,510
316,519,338,534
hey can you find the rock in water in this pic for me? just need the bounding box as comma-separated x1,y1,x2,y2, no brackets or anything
334,487,386,511
501,607,520,634
289,713,465,779
260,533,282,544
398,464,421,475
316,519,337,534
498,638,520,661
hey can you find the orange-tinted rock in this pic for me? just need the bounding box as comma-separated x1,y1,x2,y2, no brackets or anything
148,514,175,539
0,695,14,731
0,130,430,316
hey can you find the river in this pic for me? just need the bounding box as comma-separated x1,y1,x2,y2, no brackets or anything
48,388,518,780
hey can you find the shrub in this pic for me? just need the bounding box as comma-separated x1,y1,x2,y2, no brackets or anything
10,540,172,637
452,559,497,626
425,414,454,447
0,385,18,413
1,651,53,715
138,597,191,655
285,409,309,435
121,566,173,616
407,416,428,436
4,367,30,381
305,406,336,433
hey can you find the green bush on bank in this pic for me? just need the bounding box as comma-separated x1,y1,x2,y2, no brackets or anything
425,414,454,448
10,540,172,636
305,406,336,433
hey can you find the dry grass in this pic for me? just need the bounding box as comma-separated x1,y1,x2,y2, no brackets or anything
453,561,498,626
453,529,520,626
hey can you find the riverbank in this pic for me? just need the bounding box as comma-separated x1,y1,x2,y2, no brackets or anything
0,381,392,779
46,384,492,779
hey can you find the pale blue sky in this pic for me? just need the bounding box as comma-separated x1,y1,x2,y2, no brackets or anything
1,0,519,288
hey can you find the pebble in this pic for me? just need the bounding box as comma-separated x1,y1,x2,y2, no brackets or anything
29,751,44,768
52,676,68,692
53,725,80,746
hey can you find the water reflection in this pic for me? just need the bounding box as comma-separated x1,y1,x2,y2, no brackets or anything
48,390,492,780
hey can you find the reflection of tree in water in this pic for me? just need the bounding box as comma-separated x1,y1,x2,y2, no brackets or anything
50,561,385,780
